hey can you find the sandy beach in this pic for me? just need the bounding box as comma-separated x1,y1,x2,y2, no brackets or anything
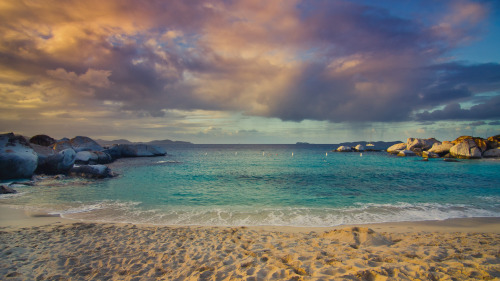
0,206,499,280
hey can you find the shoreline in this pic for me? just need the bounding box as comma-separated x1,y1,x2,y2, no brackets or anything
1,205,500,280
2,205,499,233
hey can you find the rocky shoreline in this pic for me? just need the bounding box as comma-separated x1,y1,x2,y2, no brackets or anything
0,133,166,193
334,135,500,160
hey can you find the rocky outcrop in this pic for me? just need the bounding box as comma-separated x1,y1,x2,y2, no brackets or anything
397,150,416,157
0,184,17,194
406,138,440,152
354,144,364,152
32,144,76,174
336,146,352,152
452,136,487,153
105,144,166,158
52,140,73,152
68,165,114,179
487,135,500,149
422,151,440,158
29,135,56,147
75,151,112,164
69,136,104,152
483,148,500,158
0,133,38,180
387,143,406,154
450,139,482,159
427,141,453,156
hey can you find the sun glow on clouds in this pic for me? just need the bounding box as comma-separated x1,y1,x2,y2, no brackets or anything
0,0,499,143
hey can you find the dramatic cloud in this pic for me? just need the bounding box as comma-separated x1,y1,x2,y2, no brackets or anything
0,0,499,141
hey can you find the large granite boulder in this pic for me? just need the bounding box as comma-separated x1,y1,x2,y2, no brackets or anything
450,139,482,159
427,141,454,156
29,134,56,147
69,165,114,179
0,133,38,180
487,135,500,149
406,138,440,152
69,136,104,152
105,144,166,158
32,144,76,174
452,136,487,153
387,143,406,154
336,146,352,152
483,148,500,158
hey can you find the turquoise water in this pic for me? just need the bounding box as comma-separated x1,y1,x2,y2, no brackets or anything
2,144,500,226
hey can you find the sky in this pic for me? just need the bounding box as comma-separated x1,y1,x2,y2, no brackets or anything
1,0,499,144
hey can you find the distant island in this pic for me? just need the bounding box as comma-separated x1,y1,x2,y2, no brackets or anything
96,138,193,147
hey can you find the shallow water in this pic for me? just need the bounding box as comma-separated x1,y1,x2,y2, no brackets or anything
2,144,500,226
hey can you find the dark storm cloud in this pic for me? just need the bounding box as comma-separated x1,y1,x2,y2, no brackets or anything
416,95,500,121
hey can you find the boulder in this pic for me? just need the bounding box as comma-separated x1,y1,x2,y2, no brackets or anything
336,146,352,152
452,136,487,153
422,151,440,158
94,151,113,164
483,148,500,158
387,143,406,154
69,136,104,152
427,141,453,156
450,139,482,159
397,150,416,157
0,184,17,194
354,144,364,152
106,144,166,158
52,140,73,152
406,138,440,152
33,144,76,174
75,151,94,163
0,133,38,180
486,135,500,149
75,151,112,164
69,165,114,179
29,134,56,147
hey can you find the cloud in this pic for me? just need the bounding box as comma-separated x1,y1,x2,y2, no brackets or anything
416,95,500,121
0,0,498,137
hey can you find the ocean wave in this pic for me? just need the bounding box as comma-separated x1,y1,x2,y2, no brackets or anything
55,201,500,227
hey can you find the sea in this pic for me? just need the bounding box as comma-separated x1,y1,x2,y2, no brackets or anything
2,144,500,227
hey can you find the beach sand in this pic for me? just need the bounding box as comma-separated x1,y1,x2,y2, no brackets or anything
1,206,499,280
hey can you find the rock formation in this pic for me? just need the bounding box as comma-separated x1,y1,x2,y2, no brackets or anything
69,165,114,179
336,146,352,152
397,150,416,157
29,135,56,147
427,141,453,156
0,133,167,181
387,143,407,154
32,144,76,174
354,144,364,152
0,133,38,180
104,144,166,158
483,148,500,158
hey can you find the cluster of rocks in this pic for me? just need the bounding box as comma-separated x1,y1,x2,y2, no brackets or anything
335,144,366,152
0,133,166,182
387,135,500,159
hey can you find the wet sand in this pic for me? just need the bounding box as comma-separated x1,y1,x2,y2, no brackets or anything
1,206,499,280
